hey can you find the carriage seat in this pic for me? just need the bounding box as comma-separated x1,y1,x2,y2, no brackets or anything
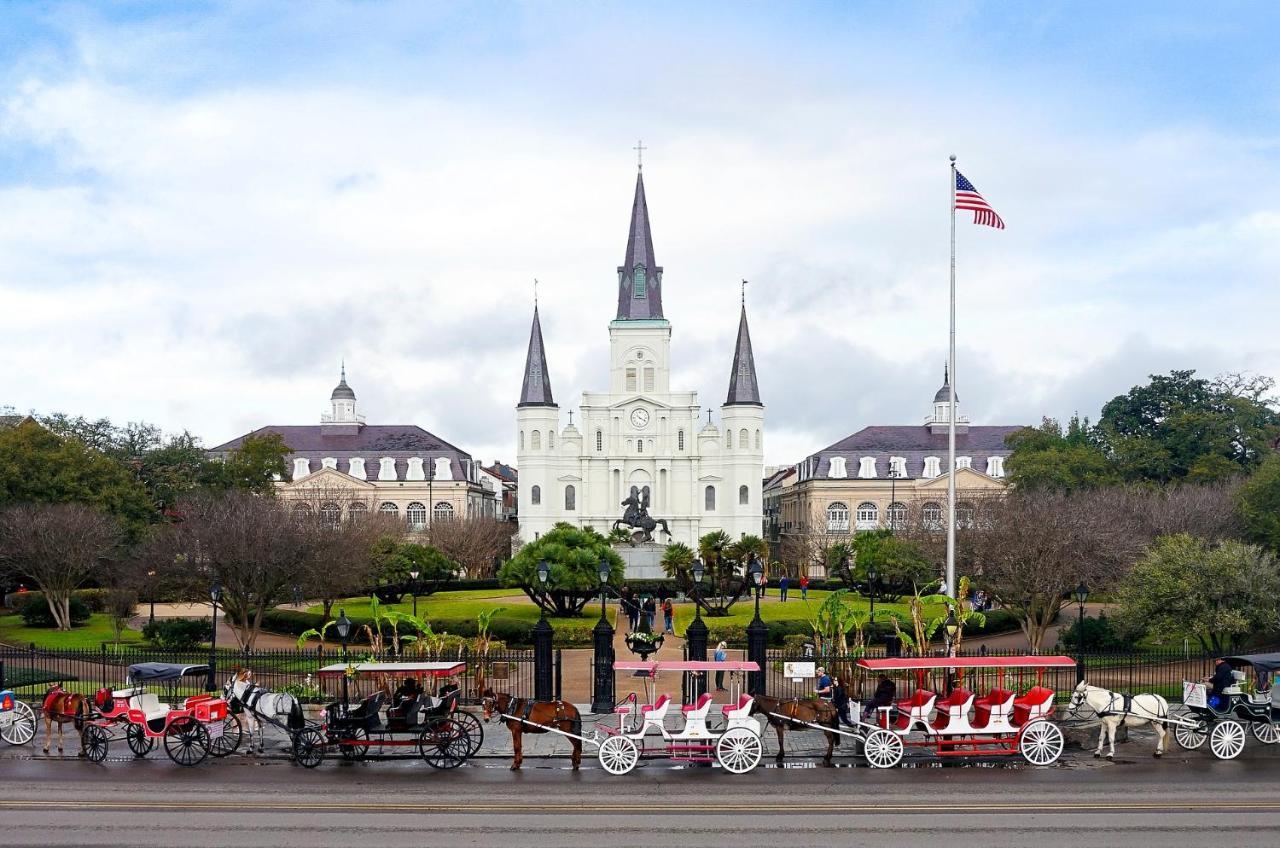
131,692,170,723
931,689,974,731
721,694,754,719
641,694,671,716
422,691,458,719
112,686,142,700
894,689,937,731
681,693,713,716
972,687,1014,729
340,692,387,729
1012,686,1055,726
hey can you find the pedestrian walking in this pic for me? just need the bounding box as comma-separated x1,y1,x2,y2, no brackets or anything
643,596,657,630
623,594,639,631
779,575,789,602
662,598,674,634
799,575,809,601
832,676,856,727
815,666,833,701
714,642,728,691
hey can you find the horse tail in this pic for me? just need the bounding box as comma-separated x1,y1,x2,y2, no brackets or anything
287,696,305,731
569,705,582,738
73,695,88,731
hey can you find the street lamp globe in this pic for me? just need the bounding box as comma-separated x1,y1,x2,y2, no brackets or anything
335,609,352,645
1075,582,1089,606
209,583,221,604
598,558,611,586
748,555,764,587
944,608,960,642
537,558,550,585
409,569,420,582
692,557,705,585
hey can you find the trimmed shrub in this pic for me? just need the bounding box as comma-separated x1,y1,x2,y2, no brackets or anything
142,617,211,650
5,589,109,615
19,597,91,628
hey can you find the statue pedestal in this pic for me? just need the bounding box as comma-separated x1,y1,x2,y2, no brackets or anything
613,544,666,580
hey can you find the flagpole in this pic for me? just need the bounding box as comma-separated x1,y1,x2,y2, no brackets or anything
946,154,957,601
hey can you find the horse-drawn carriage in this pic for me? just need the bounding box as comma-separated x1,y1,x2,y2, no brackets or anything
80,663,240,766
1173,653,1280,760
483,659,763,774
290,661,479,769
1,689,36,747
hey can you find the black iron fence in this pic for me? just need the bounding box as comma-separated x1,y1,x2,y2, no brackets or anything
0,644,546,706
763,647,1237,704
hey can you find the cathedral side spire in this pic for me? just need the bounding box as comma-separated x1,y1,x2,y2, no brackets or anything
724,303,762,406
518,305,556,408
616,168,664,320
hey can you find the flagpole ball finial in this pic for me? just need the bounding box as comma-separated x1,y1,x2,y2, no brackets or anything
949,154,956,162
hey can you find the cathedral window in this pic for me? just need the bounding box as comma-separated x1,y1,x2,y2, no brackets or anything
637,439,643,453
564,485,576,511
826,502,849,533
531,430,541,450
922,456,941,478
519,431,525,450
596,429,603,451
827,457,847,479
856,502,879,530
643,367,654,392
626,368,637,392
678,429,685,451
739,428,749,450
857,457,877,478
406,502,428,531
433,502,455,522
755,430,761,450
633,266,646,297
725,430,732,449
531,485,541,505
548,431,556,450
704,485,716,511
739,485,749,505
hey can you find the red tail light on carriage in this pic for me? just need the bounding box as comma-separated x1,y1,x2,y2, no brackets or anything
1,694,12,711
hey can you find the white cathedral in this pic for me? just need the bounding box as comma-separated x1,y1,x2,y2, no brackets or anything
516,167,764,549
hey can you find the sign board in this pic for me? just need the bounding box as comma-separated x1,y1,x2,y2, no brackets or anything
784,661,816,682
1183,681,1207,709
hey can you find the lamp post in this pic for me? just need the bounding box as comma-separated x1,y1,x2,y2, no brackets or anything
146,570,157,626
943,607,960,694
868,565,878,618
335,609,353,708
746,554,766,696
409,567,420,619
685,557,709,701
206,583,221,691
592,557,615,713
1075,582,1089,684
532,559,554,700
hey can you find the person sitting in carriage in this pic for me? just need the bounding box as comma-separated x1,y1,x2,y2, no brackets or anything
392,676,422,709
862,674,897,720
437,677,460,699
1204,658,1235,709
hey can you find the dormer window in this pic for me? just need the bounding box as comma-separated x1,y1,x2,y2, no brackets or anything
828,457,848,479
378,457,397,481
889,456,907,478
406,457,426,481
857,457,877,479
292,457,311,479
922,456,941,478
633,266,647,297
321,457,337,470
986,456,1005,478
956,456,972,470
348,457,366,479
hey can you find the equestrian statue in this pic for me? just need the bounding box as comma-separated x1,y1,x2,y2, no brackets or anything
612,486,672,544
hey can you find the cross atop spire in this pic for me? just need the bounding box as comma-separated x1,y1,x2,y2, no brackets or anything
616,167,664,320
724,303,762,406
634,139,646,171
517,305,557,408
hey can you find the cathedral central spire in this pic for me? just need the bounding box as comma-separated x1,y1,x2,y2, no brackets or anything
616,168,664,320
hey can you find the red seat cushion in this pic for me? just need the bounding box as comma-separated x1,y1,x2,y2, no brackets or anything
641,695,670,714
720,694,752,717
1012,686,1054,725
681,693,712,713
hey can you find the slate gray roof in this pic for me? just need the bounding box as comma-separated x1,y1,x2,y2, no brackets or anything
805,425,1022,480
330,364,356,400
933,365,956,404
724,304,762,406
615,170,664,320
208,425,476,483
517,305,556,407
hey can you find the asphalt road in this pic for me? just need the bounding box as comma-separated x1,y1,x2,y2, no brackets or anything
5,750,1280,848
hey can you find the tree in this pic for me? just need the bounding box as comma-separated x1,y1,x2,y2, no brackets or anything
663,530,753,617
427,516,517,578
0,419,155,537
1238,454,1280,555
172,490,316,651
831,529,934,601
207,433,291,493
498,523,624,616
0,503,121,630
1097,370,1280,483
1005,416,1121,490
1114,535,1280,653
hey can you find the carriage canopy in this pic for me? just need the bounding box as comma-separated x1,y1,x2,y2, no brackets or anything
1223,654,1280,678
127,662,211,682
314,661,467,679
614,660,760,673
856,656,1076,671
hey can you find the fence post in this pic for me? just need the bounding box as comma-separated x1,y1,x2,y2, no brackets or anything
746,618,767,696
591,609,615,714
0,658,5,690
554,649,562,701
532,616,554,701
685,614,708,702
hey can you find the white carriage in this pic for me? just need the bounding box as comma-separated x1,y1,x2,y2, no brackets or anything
0,689,36,747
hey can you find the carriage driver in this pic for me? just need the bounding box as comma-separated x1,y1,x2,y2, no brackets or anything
1204,658,1235,709
392,676,422,709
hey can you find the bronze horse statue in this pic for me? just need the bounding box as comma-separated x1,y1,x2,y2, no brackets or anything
481,690,582,770
750,695,840,766
612,486,672,543
40,684,88,755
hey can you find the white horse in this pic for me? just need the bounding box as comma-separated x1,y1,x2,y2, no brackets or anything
1067,681,1170,759
223,669,305,755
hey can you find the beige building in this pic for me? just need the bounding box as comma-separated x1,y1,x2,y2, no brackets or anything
764,370,1019,576
209,367,496,532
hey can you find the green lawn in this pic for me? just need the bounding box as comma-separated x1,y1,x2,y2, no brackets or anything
310,589,616,625
0,613,146,649
672,592,945,636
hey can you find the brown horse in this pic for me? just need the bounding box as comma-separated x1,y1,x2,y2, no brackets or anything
750,695,840,765
40,685,88,755
481,690,582,770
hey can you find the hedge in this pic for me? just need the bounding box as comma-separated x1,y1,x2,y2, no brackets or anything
703,608,1020,648
259,609,603,648
4,589,111,615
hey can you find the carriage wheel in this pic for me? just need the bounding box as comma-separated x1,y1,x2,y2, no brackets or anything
292,728,325,768
339,726,370,760
126,724,156,757
598,735,640,775
1251,722,1280,745
2,700,36,746
1019,720,1064,766
418,719,471,770
209,714,243,758
81,724,110,762
450,710,485,758
1209,719,1246,760
863,729,904,769
1174,715,1209,750
716,727,762,774
164,718,211,767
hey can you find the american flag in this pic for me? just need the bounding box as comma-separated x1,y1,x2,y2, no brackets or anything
955,171,1004,230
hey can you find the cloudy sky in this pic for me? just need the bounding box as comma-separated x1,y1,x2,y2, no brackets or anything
3,1,1278,466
